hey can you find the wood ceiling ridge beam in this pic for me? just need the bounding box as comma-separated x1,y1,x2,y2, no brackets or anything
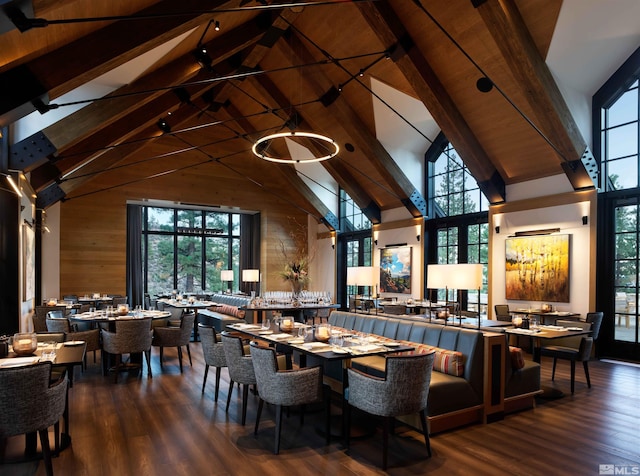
356,0,505,204
27,0,239,99
282,31,427,217
475,0,586,161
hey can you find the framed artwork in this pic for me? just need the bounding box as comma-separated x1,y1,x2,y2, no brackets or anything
379,246,411,294
23,223,35,301
505,234,570,302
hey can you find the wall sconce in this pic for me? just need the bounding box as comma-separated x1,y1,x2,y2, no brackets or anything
495,226,500,234
415,224,421,242
373,230,379,247
331,234,336,249
582,216,588,225
416,233,421,242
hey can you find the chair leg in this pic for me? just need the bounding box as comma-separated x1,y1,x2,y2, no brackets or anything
551,358,557,381
159,347,164,367
145,350,153,378
241,384,249,426
419,409,432,457
38,428,54,476
113,354,121,383
53,420,60,455
226,380,234,412
382,416,391,470
186,344,192,366
214,367,222,402
177,346,183,373
255,399,264,436
570,359,576,394
324,385,331,446
202,364,209,394
345,403,351,450
583,360,592,388
275,404,283,455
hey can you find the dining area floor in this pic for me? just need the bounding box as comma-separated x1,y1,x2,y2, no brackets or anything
2,341,640,476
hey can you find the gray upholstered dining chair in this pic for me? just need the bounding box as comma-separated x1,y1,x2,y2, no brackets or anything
199,323,227,402
46,313,101,369
101,318,153,383
152,312,195,373
0,362,68,476
249,341,330,454
221,331,257,426
346,351,436,470
539,311,604,394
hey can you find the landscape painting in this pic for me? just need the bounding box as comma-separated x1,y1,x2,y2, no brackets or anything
380,246,411,294
505,234,570,302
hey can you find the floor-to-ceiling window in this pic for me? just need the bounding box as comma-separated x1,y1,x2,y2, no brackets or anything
338,189,372,309
426,135,489,314
141,206,240,296
594,47,640,360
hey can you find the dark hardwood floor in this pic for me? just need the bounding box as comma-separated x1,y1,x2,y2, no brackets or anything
2,344,640,476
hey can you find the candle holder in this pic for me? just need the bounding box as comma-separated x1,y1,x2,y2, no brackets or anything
315,323,331,343
12,333,38,356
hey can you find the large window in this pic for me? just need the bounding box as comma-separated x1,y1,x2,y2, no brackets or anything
599,78,639,191
427,137,488,314
142,206,240,296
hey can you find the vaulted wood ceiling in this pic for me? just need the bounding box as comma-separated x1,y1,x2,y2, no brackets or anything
1,0,596,229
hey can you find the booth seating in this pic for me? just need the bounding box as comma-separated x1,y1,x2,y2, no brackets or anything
326,310,541,433
198,294,252,332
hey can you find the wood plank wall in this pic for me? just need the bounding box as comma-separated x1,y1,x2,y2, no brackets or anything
59,167,312,297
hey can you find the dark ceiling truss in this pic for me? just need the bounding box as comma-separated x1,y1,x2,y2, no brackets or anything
282,30,428,217
356,0,506,204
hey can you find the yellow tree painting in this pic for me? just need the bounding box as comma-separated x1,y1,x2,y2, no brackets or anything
505,235,570,302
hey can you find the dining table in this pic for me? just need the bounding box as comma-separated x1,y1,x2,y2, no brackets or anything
504,324,592,363
228,321,414,439
157,298,217,341
0,339,87,456
512,308,581,325
240,303,340,325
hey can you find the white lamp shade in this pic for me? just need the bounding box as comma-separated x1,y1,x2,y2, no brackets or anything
449,263,483,289
427,263,483,289
347,266,377,286
221,270,234,281
242,269,260,282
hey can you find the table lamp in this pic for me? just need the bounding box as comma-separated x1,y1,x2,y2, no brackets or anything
221,269,234,293
242,269,260,299
449,264,484,328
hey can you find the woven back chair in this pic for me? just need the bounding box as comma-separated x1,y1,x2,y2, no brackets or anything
152,312,195,373
347,351,436,470
101,318,153,383
199,323,227,402
221,331,256,426
0,362,68,476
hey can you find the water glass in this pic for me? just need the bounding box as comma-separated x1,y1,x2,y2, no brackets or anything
89,307,96,315
298,326,309,340
41,342,57,362
262,316,271,330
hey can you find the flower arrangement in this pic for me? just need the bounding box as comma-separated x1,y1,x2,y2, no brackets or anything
278,218,314,292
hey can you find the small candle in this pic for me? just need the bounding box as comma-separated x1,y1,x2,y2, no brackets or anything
18,338,32,346
318,327,329,337
513,317,523,327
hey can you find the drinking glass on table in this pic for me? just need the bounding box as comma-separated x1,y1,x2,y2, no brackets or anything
261,316,270,330
298,326,309,340
89,307,96,316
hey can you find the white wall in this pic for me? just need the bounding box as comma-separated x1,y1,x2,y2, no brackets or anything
491,198,594,319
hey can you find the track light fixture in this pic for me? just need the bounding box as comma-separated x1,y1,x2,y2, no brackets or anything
1,172,22,197
157,118,171,133
194,46,212,69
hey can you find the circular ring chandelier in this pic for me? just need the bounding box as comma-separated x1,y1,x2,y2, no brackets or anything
251,131,339,164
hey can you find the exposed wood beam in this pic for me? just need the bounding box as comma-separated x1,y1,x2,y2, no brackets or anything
283,31,427,217
40,18,270,155
12,0,238,100
475,0,592,188
356,0,505,204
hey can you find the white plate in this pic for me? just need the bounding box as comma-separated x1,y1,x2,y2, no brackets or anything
64,341,85,346
566,327,584,331
332,348,349,354
288,338,305,345
384,342,401,347
258,330,273,335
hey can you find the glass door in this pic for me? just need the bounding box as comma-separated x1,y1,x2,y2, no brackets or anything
613,203,639,345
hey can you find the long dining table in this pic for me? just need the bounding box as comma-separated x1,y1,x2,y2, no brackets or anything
227,321,414,438
157,298,216,341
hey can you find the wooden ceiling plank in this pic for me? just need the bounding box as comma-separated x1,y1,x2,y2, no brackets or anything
475,0,586,161
357,0,504,202
283,31,427,217
42,18,271,153
23,0,238,99
251,73,381,224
